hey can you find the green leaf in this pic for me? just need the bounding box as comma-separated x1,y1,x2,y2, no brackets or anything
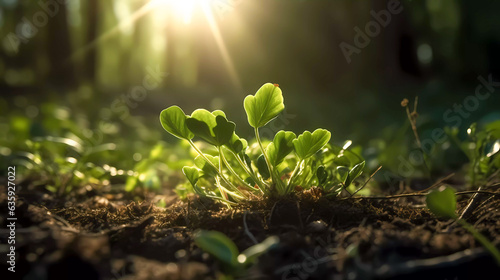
336,166,349,184
333,155,351,167
160,106,194,140
426,187,458,219
183,166,200,186
194,230,239,267
244,83,284,128
293,129,331,159
194,154,219,176
186,109,235,146
182,166,204,195
316,165,328,185
257,154,270,180
225,133,248,154
266,131,296,167
239,236,279,265
486,120,500,138
345,161,365,187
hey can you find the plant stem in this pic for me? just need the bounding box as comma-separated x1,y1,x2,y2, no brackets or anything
218,147,258,192
457,219,500,265
188,140,245,198
254,127,281,193
228,150,268,194
286,159,304,193
254,127,273,175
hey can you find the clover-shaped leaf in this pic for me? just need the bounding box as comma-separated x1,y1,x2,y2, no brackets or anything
186,109,235,146
257,154,270,180
182,166,204,195
426,187,457,219
266,130,296,167
194,154,219,177
160,106,194,140
293,129,331,160
225,133,248,154
244,83,284,128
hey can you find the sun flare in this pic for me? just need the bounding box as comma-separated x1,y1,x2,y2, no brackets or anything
151,0,211,24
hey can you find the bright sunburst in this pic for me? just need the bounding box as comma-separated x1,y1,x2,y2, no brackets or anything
151,0,211,24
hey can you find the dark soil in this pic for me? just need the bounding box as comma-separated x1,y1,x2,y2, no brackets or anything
1,183,499,280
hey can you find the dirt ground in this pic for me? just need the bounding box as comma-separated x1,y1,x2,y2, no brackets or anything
1,182,499,280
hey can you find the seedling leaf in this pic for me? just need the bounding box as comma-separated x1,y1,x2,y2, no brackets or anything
266,130,296,167
182,166,200,185
257,154,270,180
186,109,235,146
194,230,239,266
345,161,365,187
316,165,328,185
426,187,458,219
182,166,203,195
244,83,284,128
239,236,279,265
293,129,331,159
194,154,219,176
225,133,248,154
160,106,194,140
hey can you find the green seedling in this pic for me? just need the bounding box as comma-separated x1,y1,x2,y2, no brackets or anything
194,230,278,279
160,83,366,205
446,121,500,186
426,186,500,265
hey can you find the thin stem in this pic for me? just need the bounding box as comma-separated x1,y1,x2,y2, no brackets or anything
188,140,244,197
254,127,273,173
214,175,228,201
403,98,432,181
219,147,258,192
255,128,284,193
457,219,500,265
286,159,304,193
228,150,267,194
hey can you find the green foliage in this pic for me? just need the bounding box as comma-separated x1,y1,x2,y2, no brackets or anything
266,131,296,167
244,83,284,128
194,230,278,278
426,186,500,265
293,129,331,160
446,122,500,186
425,187,457,219
160,106,194,140
160,83,367,205
186,110,235,146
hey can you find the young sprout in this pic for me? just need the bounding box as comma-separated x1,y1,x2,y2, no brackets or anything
159,83,366,205
426,186,500,265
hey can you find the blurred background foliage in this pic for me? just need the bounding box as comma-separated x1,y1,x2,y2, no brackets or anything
0,0,499,193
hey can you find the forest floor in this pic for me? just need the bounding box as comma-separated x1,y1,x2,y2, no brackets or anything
1,182,500,280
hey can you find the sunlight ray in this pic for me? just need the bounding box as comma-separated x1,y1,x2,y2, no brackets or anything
69,1,155,62
200,2,242,90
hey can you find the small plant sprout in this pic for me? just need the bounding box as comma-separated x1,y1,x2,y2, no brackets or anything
160,83,366,205
426,186,500,265
194,230,278,278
